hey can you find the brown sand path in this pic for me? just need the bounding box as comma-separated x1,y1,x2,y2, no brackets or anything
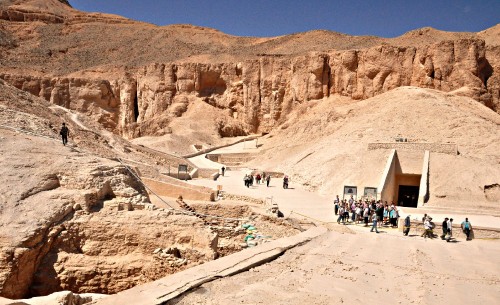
171,230,500,305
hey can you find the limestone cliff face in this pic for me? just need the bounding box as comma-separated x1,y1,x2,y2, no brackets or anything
0,39,496,138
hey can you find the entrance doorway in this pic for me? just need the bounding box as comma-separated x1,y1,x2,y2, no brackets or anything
398,185,419,208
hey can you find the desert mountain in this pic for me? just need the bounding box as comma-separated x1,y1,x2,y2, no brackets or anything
0,0,499,144
0,0,499,302
250,86,500,207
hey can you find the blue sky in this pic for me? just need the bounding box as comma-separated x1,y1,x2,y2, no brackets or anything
69,0,500,38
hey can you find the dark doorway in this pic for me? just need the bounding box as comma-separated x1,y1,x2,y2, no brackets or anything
398,185,419,208
133,92,139,122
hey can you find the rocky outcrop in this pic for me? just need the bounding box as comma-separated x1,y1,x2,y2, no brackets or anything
1,290,107,305
28,210,218,296
0,0,135,25
0,89,153,299
484,45,500,110
1,38,497,140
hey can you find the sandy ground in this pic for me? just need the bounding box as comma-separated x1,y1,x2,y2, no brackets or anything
179,137,500,304
187,134,500,230
188,168,500,230
188,168,333,223
170,229,500,305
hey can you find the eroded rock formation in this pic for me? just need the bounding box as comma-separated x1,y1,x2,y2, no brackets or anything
0,38,497,140
0,1,498,141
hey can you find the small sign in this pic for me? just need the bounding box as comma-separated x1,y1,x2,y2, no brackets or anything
343,185,357,200
364,187,377,201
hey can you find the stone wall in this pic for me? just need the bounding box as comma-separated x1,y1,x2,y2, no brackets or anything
368,142,457,155
206,153,255,165
142,177,215,201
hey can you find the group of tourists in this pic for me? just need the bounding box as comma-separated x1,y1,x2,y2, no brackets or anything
334,196,474,241
334,195,400,231
243,172,271,188
421,214,473,241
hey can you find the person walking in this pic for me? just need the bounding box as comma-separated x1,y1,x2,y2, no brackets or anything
446,218,453,242
370,212,379,233
461,218,472,240
283,176,289,189
221,166,225,176
403,215,411,236
60,122,70,146
244,174,251,188
440,218,449,240
266,174,271,187
420,214,429,237
423,217,434,239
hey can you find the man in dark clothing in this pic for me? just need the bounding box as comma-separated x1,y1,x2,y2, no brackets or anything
376,204,384,227
403,215,411,236
440,218,449,240
221,166,225,176
60,123,69,146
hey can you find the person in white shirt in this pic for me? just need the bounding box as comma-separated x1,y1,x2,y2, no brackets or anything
423,218,434,238
446,218,453,242
363,207,370,227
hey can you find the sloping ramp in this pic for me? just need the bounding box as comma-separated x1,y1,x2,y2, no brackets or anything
90,227,327,305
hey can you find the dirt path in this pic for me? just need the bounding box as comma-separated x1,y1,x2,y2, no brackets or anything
187,168,334,222
171,230,500,305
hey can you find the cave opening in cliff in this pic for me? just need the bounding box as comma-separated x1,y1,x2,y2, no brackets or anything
133,91,139,122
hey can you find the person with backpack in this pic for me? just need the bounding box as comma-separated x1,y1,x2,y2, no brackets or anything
282,176,289,189
59,122,70,146
403,215,411,236
461,218,472,240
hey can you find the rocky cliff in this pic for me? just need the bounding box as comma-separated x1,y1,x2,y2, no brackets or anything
0,38,496,139
0,0,498,142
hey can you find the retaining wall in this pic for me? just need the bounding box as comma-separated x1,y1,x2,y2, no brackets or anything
368,142,457,155
183,135,262,158
142,177,215,201
206,153,255,165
